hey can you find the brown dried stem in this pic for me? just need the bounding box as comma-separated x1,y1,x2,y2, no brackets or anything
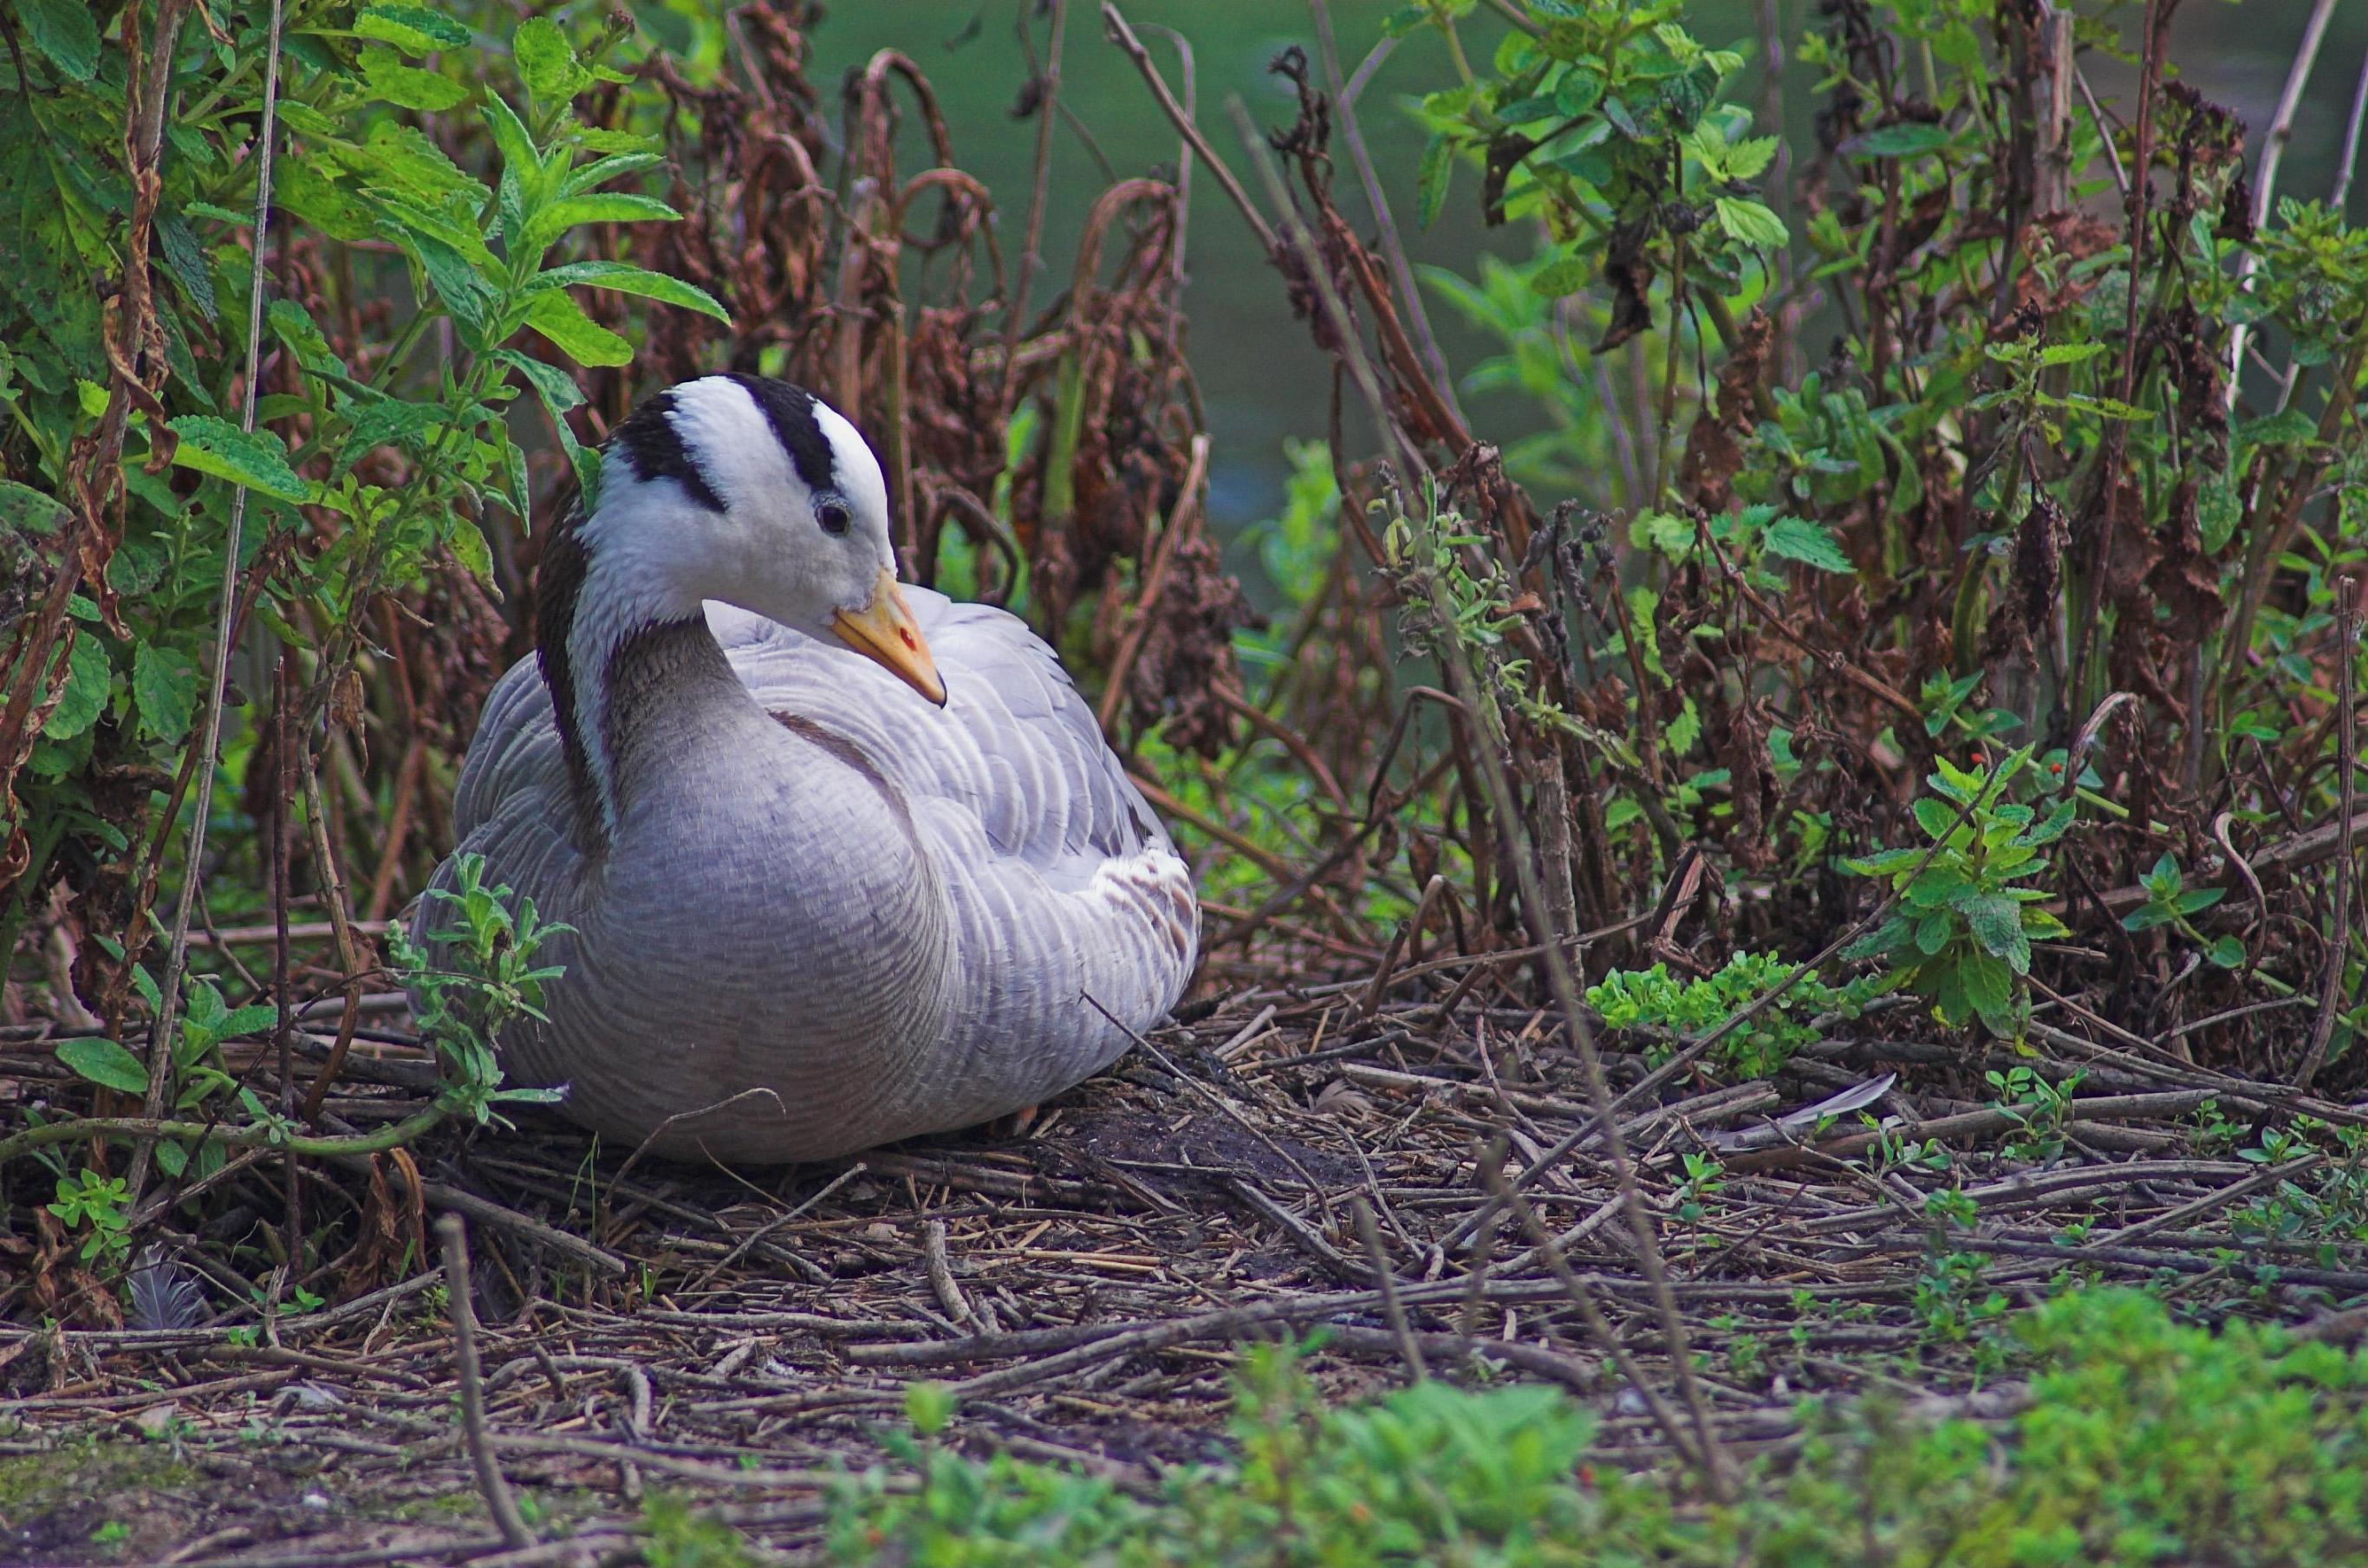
437,1215,534,1550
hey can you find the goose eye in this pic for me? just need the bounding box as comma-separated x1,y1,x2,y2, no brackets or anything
816,498,851,537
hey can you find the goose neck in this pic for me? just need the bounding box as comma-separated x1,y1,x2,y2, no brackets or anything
536,524,740,843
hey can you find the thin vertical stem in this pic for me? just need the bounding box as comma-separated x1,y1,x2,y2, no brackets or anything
273,654,301,1278
1354,1200,1427,1383
136,0,283,1198
438,1216,534,1549
2298,579,2358,1092
2226,0,2341,413
1310,0,1466,430
2329,44,2368,212
1000,0,1068,420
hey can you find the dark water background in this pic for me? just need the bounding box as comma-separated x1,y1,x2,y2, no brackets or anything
805,2,2368,590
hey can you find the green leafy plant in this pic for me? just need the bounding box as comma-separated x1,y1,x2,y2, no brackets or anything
0,3,719,1001
833,1290,2368,1565
47,1168,133,1267
2235,1125,2368,1266
2124,854,2247,971
639,1493,755,1568
1586,949,1873,1078
1673,1151,1726,1223
387,851,569,1128
1843,747,2074,1037
1914,1248,2009,1345
1984,1066,2085,1164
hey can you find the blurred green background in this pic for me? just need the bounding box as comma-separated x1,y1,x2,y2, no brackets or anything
801,1,2367,571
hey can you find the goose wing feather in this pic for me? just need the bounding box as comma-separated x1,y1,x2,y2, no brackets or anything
702,591,1169,886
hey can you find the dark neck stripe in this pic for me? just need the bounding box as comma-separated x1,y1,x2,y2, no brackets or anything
601,615,730,785
610,387,726,513
722,372,838,493
534,498,602,838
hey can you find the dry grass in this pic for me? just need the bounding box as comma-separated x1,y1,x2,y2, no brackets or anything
7,957,2365,1564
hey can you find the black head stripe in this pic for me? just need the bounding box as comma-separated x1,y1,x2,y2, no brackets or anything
721,373,839,493
608,387,725,513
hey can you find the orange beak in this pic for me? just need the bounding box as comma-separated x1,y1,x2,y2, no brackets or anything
829,567,946,706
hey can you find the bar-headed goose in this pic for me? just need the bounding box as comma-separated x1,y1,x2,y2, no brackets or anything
418,374,1199,1161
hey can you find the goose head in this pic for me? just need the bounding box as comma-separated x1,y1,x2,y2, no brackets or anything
534,374,947,841
574,373,945,706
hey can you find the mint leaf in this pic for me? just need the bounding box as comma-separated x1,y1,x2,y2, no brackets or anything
166,416,311,502
1714,196,1789,250
1764,515,1853,573
17,0,101,82
42,633,113,741
133,643,200,743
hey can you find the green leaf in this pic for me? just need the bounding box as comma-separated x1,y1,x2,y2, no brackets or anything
576,127,660,155
1930,963,1972,1027
1842,914,1911,961
480,93,543,185
2208,935,2247,969
276,164,378,244
524,290,633,368
59,1038,148,1096
361,49,468,113
518,192,682,257
448,517,498,581
356,3,472,53
166,417,312,502
42,632,112,742
267,300,343,375
219,1004,281,1040
1905,869,1974,910
2174,887,2228,915
1714,197,1788,250
532,261,729,322
1494,94,1559,126
1724,134,1779,181
1961,894,2031,973
16,0,101,81
559,152,666,200
1846,846,1925,877
2037,342,2110,368
133,644,200,743
497,348,584,415
1529,256,1591,297
1763,515,1852,572
2237,408,2317,449
1417,132,1454,231
1957,953,2013,1025
1912,796,1960,842
357,123,484,207
336,397,453,465
514,16,589,104
0,480,73,536
1850,121,1952,158
1552,69,1604,119
1601,95,1646,140
2019,798,2077,847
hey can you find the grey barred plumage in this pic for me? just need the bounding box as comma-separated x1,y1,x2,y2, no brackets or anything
416,374,1198,1162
